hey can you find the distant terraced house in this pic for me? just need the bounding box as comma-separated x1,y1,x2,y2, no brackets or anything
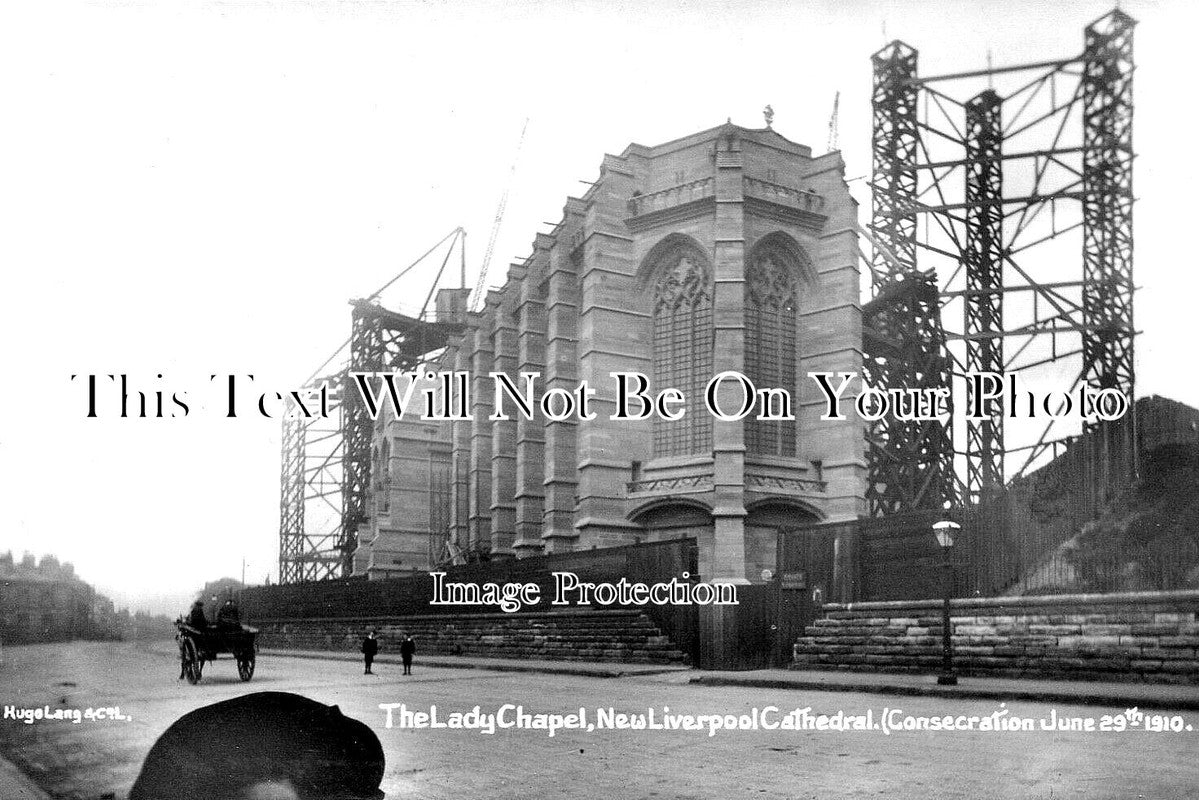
0,552,99,644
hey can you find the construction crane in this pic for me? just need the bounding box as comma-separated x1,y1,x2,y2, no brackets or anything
827,91,840,152
469,117,529,311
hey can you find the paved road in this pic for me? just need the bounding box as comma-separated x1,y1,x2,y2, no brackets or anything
1,641,1198,799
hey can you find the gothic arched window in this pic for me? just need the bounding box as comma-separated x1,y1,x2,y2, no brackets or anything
652,245,713,456
745,247,799,456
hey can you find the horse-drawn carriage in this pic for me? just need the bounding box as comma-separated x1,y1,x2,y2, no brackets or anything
175,621,258,684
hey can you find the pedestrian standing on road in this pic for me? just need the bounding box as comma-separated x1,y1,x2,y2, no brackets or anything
361,629,379,675
400,633,415,675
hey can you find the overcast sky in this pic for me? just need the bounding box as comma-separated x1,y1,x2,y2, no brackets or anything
1,0,1194,614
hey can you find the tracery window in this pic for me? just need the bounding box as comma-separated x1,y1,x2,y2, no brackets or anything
745,249,798,456
652,247,713,456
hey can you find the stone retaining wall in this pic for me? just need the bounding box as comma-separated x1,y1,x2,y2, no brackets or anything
792,590,1199,683
254,609,688,664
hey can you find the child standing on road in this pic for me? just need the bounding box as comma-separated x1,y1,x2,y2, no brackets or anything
400,634,415,675
361,629,379,675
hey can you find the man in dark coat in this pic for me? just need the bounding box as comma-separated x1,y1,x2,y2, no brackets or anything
187,599,208,629
361,629,379,675
399,634,415,676
129,691,385,800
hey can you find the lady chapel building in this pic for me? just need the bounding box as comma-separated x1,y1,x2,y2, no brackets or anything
353,122,865,586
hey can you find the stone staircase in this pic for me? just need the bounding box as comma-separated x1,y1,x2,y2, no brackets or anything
792,593,1199,683
254,609,688,665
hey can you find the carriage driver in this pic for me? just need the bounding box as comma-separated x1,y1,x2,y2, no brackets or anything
187,600,209,629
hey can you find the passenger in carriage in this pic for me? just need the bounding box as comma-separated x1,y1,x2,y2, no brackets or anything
216,599,241,628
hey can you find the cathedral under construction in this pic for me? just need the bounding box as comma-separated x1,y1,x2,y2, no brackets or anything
354,122,865,586
254,9,1199,683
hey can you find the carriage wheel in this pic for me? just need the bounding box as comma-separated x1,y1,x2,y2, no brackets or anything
181,638,201,685
237,652,255,682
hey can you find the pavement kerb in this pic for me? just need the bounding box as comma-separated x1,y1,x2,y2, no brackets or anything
262,648,1199,710
689,674,1199,712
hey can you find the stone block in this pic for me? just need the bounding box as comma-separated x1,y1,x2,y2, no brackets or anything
814,636,852,645
1140,648,1197,661
868,634,906,644
1080,624,1132,636
861,645,896,655
1006,635,1054,647
1118,636,1158,647
993,646,1026,657
903,645,943,656
956,625,997,636
1132,624,1178,636
863,655,901,665
955,645,995,656
963,635,1005,646
837,626,874,637
1158,636,1199,648
1062,635,1121,650
1029,624,1080,635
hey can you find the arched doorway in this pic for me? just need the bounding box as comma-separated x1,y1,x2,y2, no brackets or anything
745,500,822,583
632,501,712,549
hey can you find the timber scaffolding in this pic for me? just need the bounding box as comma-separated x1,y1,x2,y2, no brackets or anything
278,229,470,583
864,7,1136,515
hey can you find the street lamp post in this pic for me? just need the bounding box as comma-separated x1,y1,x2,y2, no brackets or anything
933,520,961,686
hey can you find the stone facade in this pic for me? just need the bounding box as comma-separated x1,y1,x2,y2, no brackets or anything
352,404,452,578
356,122,866,584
